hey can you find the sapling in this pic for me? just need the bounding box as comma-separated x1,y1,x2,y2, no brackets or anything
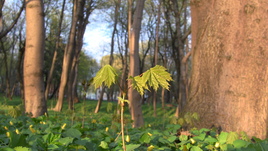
92,64,172,151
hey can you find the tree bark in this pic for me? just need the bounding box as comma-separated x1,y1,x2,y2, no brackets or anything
0,0,24,40
152,1,161,117
185,0,268,139
54,0,79,111
45,0,66,101
128,0,145,128
24,0,47,117
95,87,105,113
110,0,121,65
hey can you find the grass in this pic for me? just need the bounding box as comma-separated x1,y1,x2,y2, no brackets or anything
0,94,176,130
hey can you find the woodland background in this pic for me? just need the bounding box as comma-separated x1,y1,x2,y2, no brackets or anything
0,0,267,141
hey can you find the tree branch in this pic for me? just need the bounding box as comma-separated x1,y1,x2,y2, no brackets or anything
0,1,24,40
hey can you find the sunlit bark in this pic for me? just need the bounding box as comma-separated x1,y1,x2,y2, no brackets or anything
185,0,268,139
128,0,145,128
24,0,47,117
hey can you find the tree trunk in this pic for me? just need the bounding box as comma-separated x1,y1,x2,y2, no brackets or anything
153,1,161,117
95,87,105,113
45,0,66,101
110,0,121,65
66,0,93,110
0,0,4,32
24,0,47,117
128,0,145,128
54,0,78,111
185,0,268,139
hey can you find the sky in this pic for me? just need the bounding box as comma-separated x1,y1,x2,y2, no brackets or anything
5,0,111,62
83,12,111,62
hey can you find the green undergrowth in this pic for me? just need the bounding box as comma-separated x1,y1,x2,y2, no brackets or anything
0,95,268,150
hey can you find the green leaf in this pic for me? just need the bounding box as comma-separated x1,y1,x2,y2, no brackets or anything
99,141,109,149
47,144,59,150
43,133,61,144
14,146,30,151
118,97,130,104
139,133,151,143
240,131,250,142
233,139,250,148
9,132,28,148
218,132,228,144
204,137,218,144
179,135,188,141
93,65,118,89
142,65,172,91
130,65,172,95
193,133,206,141
63,128,82,139
167,136,177,142
126,144,141,151
57,137,74,146
129,76,148,95
226,131,239,144
190,146,203,151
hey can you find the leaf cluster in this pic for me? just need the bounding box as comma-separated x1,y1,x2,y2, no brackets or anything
93,65,173,96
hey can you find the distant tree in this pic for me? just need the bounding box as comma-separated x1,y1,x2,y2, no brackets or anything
24,0,47,117
0,0,24,40
185,0,268,139
45,0,66,101
53,0,79,111
128,0,146,128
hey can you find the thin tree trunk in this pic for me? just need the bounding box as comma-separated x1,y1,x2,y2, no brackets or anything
17,31,25,99
110,0,121,65
45,0,66,101
67,0,93,110
95,87,105,113
128,0,146,128
54,0,78,111
0,0,4,32
1,42,11,99
153,1,161,117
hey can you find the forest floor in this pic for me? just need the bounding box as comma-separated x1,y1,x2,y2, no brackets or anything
0,94,176,130
1,94,266,150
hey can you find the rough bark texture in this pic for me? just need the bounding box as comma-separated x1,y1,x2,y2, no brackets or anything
24,0,47,117
128,0,145,128
185,0,268,139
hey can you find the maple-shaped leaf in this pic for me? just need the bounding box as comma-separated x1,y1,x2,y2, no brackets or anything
129,76,149,95
130,65,172,95
142,65,173,91
93,65,118,89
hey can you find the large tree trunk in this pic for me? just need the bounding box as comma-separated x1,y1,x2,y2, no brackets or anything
128,0,145,128
24,0,47,117
185,0,268,139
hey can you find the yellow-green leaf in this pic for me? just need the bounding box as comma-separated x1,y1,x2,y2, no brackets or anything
93,65,118,89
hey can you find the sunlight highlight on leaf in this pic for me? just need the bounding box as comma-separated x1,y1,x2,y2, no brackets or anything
93,65,118,89
130,65,173,95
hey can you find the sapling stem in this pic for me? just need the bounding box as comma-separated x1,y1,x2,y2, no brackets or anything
121,94,126,151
